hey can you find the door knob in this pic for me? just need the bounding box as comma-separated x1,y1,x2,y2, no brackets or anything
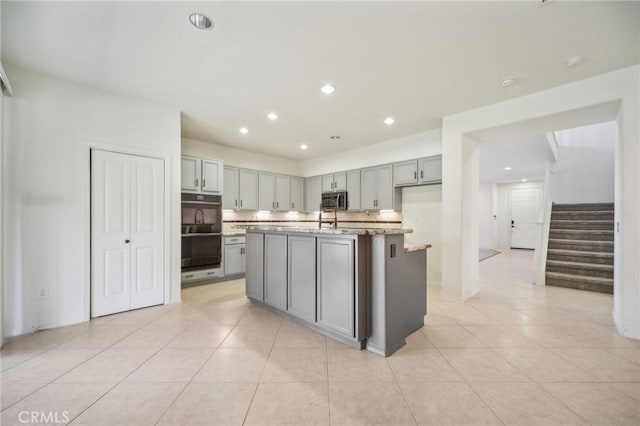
125,239,130,243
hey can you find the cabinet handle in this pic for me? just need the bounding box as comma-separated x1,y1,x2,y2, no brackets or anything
235,200,238,207
202,179,206,188
421,170,424,179
277,202,279,208
272,202,275,208
240,200,243,207
194,178,198,188
206,271,216,276
125,239,130,244
292,202,295,209
184,274,194,278
414,171,417,179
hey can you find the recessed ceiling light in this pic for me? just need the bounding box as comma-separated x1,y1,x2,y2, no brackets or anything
300,144,308,150
330,135,341,140
500,76,516,87
239,127,249,135
267,112,278,120
321,84,335,95
189,13,213,30
521,178,527,182
567,56,583,68
384,117,395,126
504,166,512,170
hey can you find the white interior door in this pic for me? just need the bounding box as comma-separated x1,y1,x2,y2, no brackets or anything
92,150,164,317
130,156,165,310
510,187,540,249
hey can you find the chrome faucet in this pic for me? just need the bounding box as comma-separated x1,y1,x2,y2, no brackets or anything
318,200,338,229
194,208,204,224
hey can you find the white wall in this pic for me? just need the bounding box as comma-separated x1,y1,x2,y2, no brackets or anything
402,185,442,285
302,129,442,176
550,121,616,204
478,183,495,249
495,181,543,249
441,65,640,339
182,138,302,176
3,64,182,336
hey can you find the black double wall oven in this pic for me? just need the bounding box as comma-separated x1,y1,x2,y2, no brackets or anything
181,193,222,272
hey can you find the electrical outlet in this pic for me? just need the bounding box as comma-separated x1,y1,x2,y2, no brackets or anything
38,287,49,298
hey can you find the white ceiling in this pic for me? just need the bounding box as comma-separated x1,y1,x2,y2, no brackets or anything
478,134,553,183
3,1,639,160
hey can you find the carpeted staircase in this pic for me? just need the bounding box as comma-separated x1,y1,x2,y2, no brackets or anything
545,202,614,293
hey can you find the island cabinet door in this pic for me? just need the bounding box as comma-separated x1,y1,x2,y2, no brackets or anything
245,233,264,300
264,234,288,310
317,238,355,337
287,235,316,322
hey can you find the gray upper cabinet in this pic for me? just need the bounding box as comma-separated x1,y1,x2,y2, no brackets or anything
201,159,223,194
181,156,223,194
361,165,394,210
181,156,200,191
361,168,376,210
258,172,276,211
346,170,361,210
317,237,355,337
305,176,322,212
264,234,288,311
322,172,347,192
376,165,394,210
393,160,418,186
287,235,316,322
275,175,291,211
239,169,258,210
290,177,304,211
245,232,264,300
419,155,442,184
223,166,239,209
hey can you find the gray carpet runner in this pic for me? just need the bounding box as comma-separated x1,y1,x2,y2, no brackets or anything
546,202,614,293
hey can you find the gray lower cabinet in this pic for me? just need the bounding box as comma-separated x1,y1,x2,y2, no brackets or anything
264,234,288,310
224,244,245,275
287,235,316,322
245,232,264,300
317,237,355,337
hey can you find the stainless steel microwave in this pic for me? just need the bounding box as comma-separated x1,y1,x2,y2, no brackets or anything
321,191,348,210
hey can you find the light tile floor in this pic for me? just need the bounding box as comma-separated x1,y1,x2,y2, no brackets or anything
1,250,639,425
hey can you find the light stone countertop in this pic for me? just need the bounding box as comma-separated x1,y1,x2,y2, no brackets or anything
404,242,432,252
234,225,413,236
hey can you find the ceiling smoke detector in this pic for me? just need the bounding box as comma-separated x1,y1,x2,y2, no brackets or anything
189,13,213,30
500,76,516,87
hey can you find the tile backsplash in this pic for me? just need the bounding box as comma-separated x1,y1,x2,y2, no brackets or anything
222,210,402,234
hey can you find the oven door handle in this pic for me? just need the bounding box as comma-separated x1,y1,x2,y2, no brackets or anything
181,233,223,237
181,201,222,206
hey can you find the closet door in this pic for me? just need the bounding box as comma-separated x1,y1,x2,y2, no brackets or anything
91,150,164,317
129,155,165,310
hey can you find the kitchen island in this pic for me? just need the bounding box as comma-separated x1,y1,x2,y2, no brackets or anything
243,226,430,356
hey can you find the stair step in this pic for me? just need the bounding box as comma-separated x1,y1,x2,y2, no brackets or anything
550,220,614,231
547,249,613,265
551,211,614,220
549,229,614,241
552,203,614,212
545,272,613,294
547,239,613,253
546,260,613,278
